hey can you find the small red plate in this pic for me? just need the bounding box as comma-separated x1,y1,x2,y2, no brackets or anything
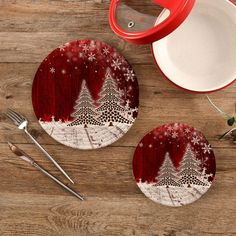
32,40,139,149
133,123,216,207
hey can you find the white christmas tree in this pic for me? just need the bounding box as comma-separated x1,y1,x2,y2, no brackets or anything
96,68,133,126
68,81,103,128
178,144,208,188
155,152,181,188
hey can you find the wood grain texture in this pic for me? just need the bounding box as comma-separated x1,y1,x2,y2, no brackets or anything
0,1,236,235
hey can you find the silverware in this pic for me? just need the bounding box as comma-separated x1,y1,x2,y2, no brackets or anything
5,109,74,184
8,142,84,201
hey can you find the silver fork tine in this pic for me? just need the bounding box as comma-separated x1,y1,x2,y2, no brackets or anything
5,112,21,126
7,109,22,123
8,109,25,122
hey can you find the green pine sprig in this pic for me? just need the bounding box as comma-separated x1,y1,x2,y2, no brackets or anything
207,96,236,140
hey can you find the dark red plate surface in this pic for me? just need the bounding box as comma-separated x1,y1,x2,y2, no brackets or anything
133,123,216,207
32,40,139,149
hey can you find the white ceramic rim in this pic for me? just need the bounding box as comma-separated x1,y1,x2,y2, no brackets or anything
152,0,236,93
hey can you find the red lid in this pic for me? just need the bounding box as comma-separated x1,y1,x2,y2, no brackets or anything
109,0,195,44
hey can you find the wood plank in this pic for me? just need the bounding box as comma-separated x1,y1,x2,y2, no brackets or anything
0,32,152,64
0,192,235,236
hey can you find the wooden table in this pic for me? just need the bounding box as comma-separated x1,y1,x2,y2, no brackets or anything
0,1,236,235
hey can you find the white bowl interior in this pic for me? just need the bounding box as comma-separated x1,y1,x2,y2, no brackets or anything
152,0,236,92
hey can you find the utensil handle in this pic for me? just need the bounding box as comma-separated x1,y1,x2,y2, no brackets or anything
24,129,74,184
33,162,84,201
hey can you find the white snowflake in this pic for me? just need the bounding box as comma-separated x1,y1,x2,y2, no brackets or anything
172,132,178,138
90,41,96,48
184,128,191,134
164,131,169,136
124,68,135,82
201,156,209,166
103,47,110,55
111,59,121,71
59,45,66,51
139,143,143,148
202,144,212,154
167,126,173,132
59,42,70,51
61,69,66,75
149,144,153,148
119,88,125,97
191,136,200,145
50,67,55,74
82,44,90,52
173,123,179,130
88,52,96,61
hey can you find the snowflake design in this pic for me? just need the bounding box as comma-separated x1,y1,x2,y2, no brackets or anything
59,45,66,51
167,126,173,132
184,128,191,134
139,143,143,148
171,131,178,139
173,123,179,130
202,144,212,154
164,131,169,136
111,59,121,71
82,44,90,52
103,47,110,55
119,88,125,98
124,68,135,82
128,85,133,91
50,67,55,74
201,156,209,167
61,69,66,75
59,42,70,51
149,144,153,148
88,52,96,61
90,41,96,48
191,136,200,145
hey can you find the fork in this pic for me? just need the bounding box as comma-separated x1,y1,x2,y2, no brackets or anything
5,109,74,184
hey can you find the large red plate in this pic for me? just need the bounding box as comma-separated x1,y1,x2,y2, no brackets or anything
32,40,139,149
133,123,216,207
